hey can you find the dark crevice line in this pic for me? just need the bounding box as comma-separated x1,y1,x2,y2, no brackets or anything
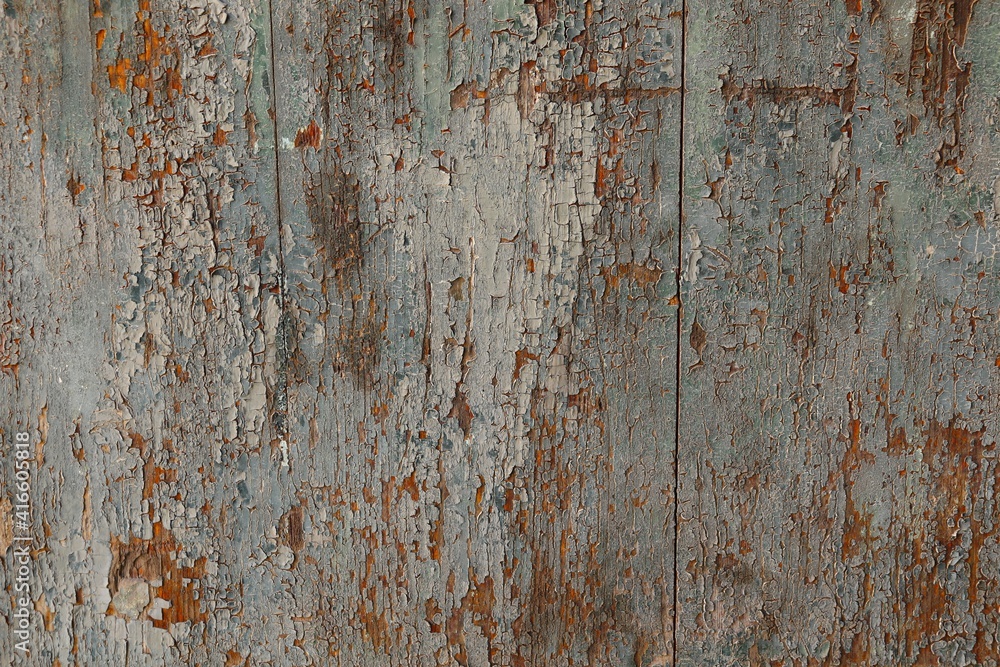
266,0,290,445
671,0,687,663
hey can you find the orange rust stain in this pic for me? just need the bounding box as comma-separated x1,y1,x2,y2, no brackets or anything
890,418,996,664
886,425,910,455
900,537,949,665
196,41,218,58
96,29,106,50
380,477,396,523
141,456,177,508
466,573,498,644
843,633,868,662
872,180,888,209
122,159,140,182
294,120,322,149
903,0,979,169
824,196,845,224
108,59,131,93
690,319,707,357
126,431,146,454
722,71,856,114
829,262,852,294
399,471,420,502
443,572,498,666
125,14,182,106
406,0,416,44
108,524,207,629
246,227,266,257
430,451,449,562
138,18,167,66
429,512,444,561
446,605,469,665
567,387,601,417
425,597,443,633
840,416,876,560
600,262,664,293
532,0,558,26
356,527,392,652
67,174,86,202
512,348,539,381
174,364,191,383
594,131,625,199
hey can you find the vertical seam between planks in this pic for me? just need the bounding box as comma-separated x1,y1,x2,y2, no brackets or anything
266,0,290,444
671,0,687,663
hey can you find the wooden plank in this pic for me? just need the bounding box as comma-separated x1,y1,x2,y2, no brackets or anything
1,0,285,663
270,0,681,663
677,0,1000,664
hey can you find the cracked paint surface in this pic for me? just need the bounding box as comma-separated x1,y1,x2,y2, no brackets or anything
1,0,999,666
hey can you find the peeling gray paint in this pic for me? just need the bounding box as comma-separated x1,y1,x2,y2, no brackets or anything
3,0,999,666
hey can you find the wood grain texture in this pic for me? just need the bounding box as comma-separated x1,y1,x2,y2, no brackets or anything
4,0,1000,665
3,0,680,664
1,0,285,663
270,0,680,664
677,0,1000,665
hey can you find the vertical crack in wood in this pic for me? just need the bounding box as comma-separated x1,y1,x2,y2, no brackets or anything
672,0,687,663
265,0,290,444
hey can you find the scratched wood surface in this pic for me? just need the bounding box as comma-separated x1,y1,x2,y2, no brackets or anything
2,0,999,665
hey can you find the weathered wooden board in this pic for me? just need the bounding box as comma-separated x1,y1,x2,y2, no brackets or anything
2,0,682,664
1,0,287,663
269,0,681,664
5,0,1000,665
677,0,1000,665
